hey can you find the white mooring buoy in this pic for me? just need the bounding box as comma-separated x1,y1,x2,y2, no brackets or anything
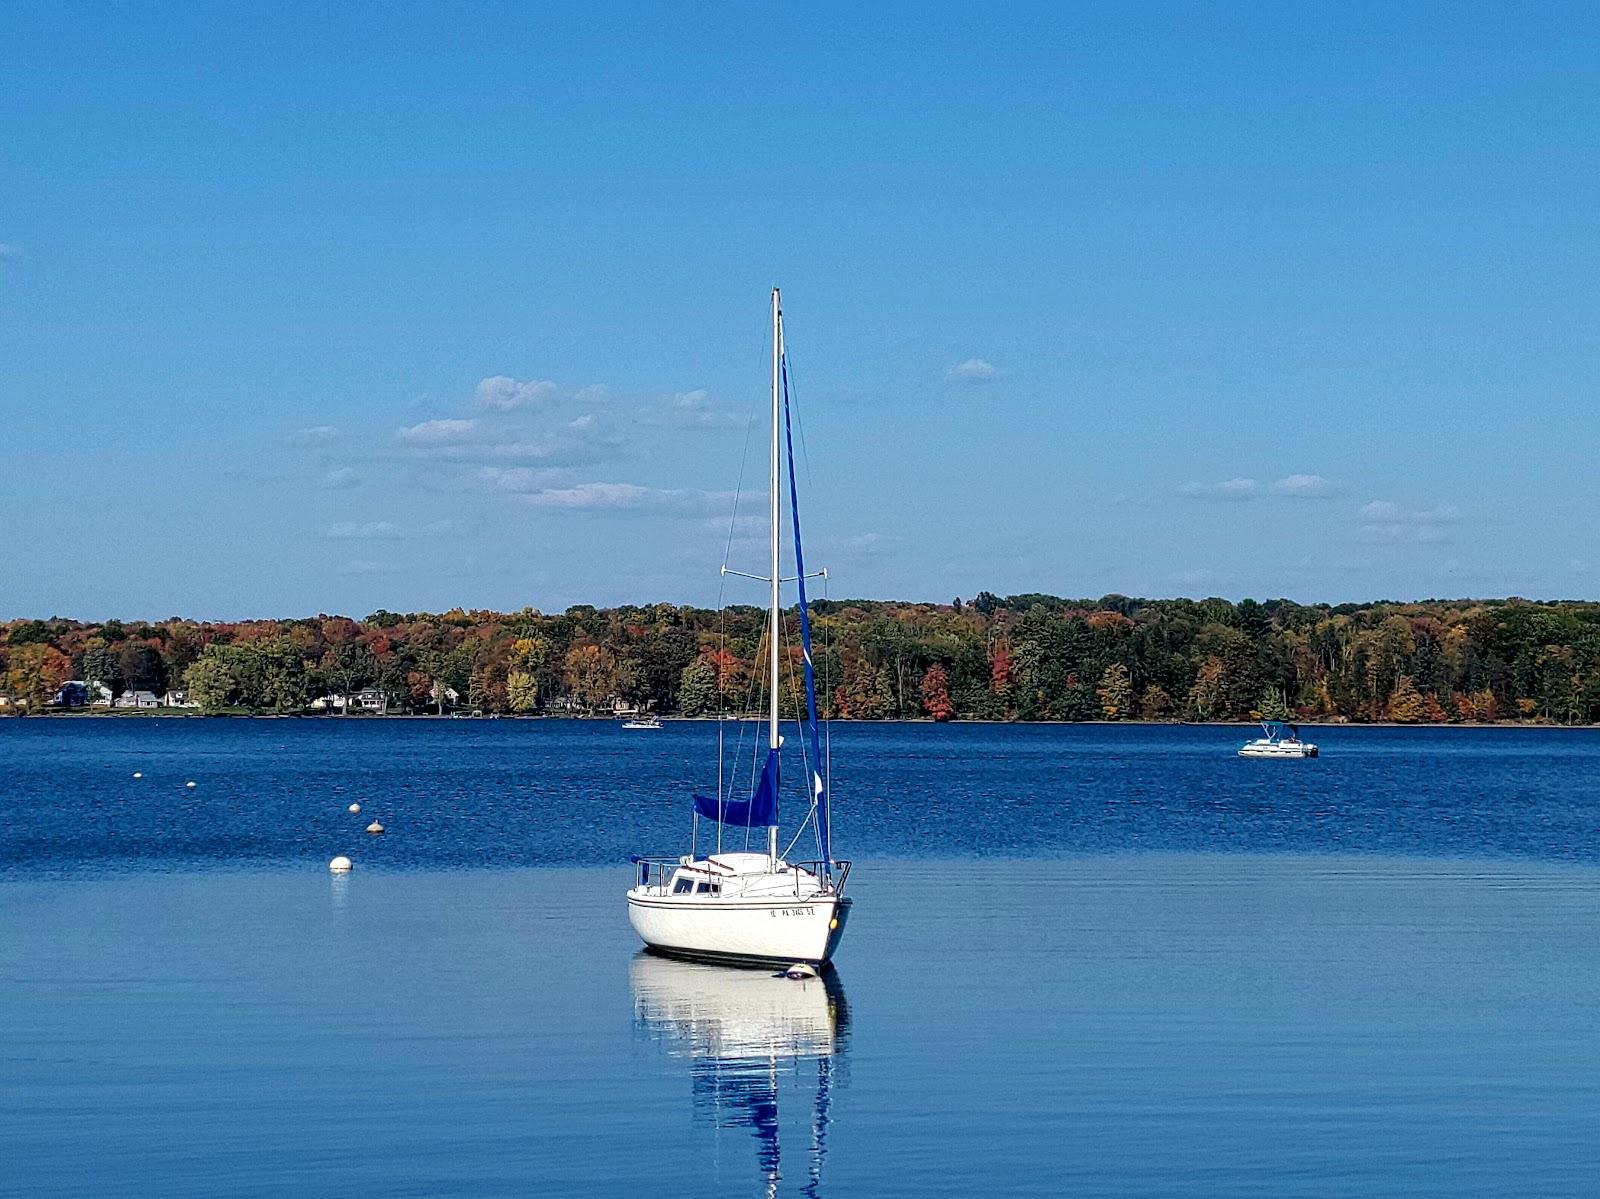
329,855,353,873
366,821,384,835
348,803,361,814
132,772,143,779
185,781,197,789
783,963,819,980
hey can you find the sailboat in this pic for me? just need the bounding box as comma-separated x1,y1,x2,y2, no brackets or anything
631,952,847,1196
626,289,853,967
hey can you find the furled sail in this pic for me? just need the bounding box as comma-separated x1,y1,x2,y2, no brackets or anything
693,748,779,827
781,357,831,867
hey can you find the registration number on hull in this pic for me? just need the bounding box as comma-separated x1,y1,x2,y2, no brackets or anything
770,906,816,918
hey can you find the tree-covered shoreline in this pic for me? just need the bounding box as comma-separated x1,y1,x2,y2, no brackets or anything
4,592,1600,724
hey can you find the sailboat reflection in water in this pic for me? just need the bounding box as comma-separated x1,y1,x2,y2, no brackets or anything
631,954,849,1197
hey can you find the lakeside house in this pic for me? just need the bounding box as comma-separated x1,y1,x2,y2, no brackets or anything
50,681,91,709
309,689,390,714
89,682,114,707
115,690,161,709
162,689,199,709
353,688,389,713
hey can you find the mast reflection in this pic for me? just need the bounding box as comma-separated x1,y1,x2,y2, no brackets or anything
630,952,850,1197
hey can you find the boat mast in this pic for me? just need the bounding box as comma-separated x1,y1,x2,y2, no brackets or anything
768,287,782,868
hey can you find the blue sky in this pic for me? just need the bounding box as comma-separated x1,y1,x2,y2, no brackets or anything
3,3,1597,620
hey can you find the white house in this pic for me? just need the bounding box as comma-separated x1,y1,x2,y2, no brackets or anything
352,689,388,713
89,682,114,707
309,694,348,712
162,689,199,709
115,690,160,709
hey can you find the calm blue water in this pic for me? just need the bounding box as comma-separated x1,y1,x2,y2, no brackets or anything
4,720,1600,871
4,721,1600,1196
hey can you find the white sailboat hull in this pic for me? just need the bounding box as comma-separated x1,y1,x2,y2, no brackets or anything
627,890,851,967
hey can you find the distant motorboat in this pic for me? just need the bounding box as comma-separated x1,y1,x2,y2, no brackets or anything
621,715,663,730
1239,720,1319,758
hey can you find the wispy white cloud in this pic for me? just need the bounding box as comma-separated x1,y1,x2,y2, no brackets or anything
476,466,581,493
322,519,454,540
475,375,559,411
1271,473,1335,496
637,388,739,429
670,389,715,426
946,357,996,384
396,418,480,446
324,520,404,540
572,383,611,405
521,482,735,513
290,425,340,445
1179,476,1260,501
1357,499,1461,544
319,466,360,490
1180,473,1336,501
839,531,895,553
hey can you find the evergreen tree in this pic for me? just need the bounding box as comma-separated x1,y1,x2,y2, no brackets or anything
1256,687,1292,722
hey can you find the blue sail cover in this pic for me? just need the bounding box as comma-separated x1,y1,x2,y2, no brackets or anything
694,748,779,827
781,357,831,867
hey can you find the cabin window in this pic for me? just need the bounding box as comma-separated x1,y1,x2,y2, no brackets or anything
696,882,721,895
672,878,694,895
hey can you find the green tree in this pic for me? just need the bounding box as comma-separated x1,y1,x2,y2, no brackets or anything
1255,687,1292,722
118,643,168,696
326,642,377,706
184,650,240,713
677,658,719,716
82,644,122,699
842,659,893,719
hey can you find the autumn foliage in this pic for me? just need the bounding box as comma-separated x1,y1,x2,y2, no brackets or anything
3,592,1600,722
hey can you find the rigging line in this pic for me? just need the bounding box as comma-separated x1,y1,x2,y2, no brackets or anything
820,570,833,860
721,409,759,572
781,346,817,492
714,409,759,820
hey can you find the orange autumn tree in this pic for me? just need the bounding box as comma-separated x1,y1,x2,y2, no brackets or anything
989,641,1013,693
921,664,955,721
2,644,71,708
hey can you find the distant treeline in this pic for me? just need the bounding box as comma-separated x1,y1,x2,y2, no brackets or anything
4,593,1600,723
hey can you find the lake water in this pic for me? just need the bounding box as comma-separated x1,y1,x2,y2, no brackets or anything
3,721,1600,1196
